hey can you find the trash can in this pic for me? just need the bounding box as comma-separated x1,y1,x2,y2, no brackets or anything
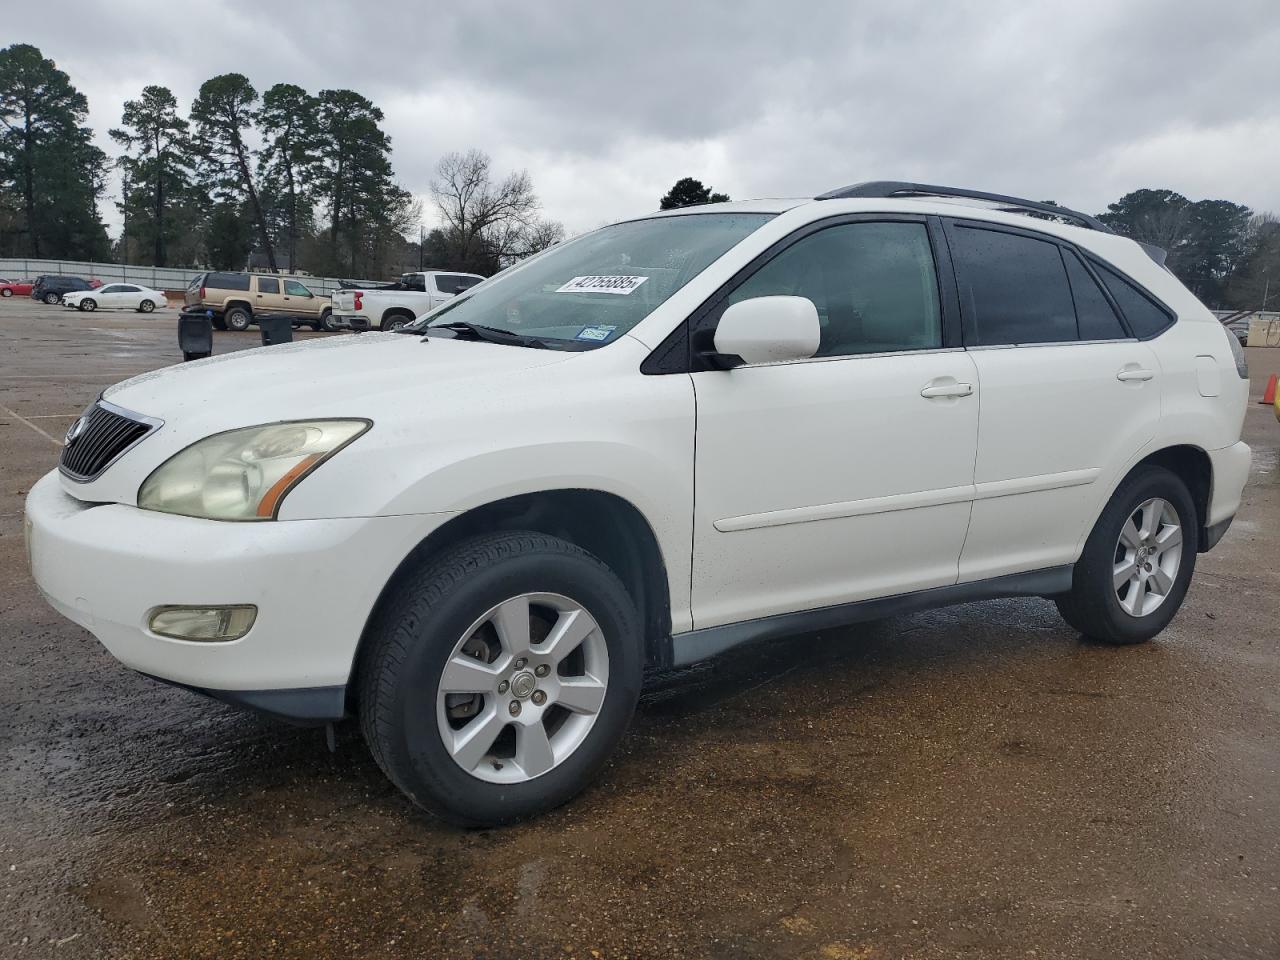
259,314,293,346
178,311,213,361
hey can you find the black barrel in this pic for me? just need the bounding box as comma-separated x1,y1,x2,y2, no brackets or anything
259,314,293,346
178,311,213,361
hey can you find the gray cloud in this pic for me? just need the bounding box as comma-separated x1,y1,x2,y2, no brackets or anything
22,0,1280,236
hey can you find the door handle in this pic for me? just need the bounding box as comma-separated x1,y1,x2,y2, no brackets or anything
920,381,973,399
1116,367,1154,382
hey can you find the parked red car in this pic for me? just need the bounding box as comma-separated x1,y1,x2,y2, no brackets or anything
0,278,35,297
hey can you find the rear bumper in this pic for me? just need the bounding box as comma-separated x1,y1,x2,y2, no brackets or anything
334,313,371,332
1207,441,1251,528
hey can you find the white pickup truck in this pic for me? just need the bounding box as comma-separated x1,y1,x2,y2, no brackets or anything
330,270,485,332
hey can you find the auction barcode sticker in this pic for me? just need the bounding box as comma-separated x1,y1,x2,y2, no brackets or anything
556,275,648,295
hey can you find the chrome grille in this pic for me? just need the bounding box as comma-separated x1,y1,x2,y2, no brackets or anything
59,402,157,482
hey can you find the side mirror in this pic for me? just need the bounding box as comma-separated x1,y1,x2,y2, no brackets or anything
706,296,820,367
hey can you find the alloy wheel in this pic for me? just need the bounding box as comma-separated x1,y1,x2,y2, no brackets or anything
1114,497,1182,617
436,593,609,784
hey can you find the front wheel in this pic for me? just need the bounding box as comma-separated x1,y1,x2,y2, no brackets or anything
1056,465,1197,644
358,532,643,826
78,298,96,312
1,289,12,297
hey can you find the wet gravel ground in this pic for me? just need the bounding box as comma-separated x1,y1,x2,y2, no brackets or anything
2,298,1279,959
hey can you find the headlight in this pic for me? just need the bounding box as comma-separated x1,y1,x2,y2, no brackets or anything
138,419,369,520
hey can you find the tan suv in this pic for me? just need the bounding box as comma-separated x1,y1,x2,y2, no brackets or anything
184,272,334,332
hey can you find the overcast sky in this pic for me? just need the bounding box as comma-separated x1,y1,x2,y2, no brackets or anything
17,0,1280,236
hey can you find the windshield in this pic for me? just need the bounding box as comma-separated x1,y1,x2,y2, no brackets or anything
410,212,775,345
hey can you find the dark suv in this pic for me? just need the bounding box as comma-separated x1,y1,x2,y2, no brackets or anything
31,276,92,305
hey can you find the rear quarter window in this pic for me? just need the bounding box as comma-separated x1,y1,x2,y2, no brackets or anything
1091,261,1175,339
207,273,251,291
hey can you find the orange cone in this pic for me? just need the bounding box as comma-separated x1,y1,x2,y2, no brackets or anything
1263,374,1278,405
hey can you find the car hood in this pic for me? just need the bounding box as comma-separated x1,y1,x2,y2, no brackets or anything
104,332,570,419
71,332,575,505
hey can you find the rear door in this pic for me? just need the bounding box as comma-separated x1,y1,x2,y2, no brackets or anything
254,275,287,315
109,284,142,308
943,219,1161,582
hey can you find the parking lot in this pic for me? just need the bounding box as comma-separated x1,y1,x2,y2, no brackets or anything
2,296,1278,959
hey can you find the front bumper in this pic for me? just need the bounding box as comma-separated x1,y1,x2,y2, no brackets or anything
25,470,452,722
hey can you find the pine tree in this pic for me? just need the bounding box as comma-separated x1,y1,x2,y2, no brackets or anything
190,74,277,271
258,83,318,272
0,43,109,258
110,85,197,267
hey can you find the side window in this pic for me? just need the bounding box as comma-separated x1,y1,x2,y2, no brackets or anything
402,274,426,292
951,225,1076,345
117,285,140,293
1062,251,1126,340
284,279,312,296
257,276,280,295
96,284,119,294
720,221,942,357
1091,261,1174,338
435,273,480,293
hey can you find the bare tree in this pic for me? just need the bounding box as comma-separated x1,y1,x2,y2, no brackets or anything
430,149,562,270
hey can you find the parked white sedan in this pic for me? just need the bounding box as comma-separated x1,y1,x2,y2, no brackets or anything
63,283,168,313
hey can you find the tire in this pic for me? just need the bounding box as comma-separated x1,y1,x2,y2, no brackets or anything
380,311,412,332
211,314,228,331
1,289,11,297
1055,465,1197,644
320,309,338,332
78,298,96,312
139,299,156,313
358,531,643,826
44,292,60,305
224,305,252,331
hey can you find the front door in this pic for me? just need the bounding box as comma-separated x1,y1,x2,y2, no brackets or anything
690,218,980,629
942,219,1163,582
282,278,319,317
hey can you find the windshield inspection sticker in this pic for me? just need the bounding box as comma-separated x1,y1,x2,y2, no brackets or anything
556,275,648,295
575,325,617,342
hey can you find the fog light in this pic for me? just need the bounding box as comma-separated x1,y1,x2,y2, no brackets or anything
148,605,257,641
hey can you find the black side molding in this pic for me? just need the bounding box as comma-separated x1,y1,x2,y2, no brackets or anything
670,566,1074,667
143,675,347,726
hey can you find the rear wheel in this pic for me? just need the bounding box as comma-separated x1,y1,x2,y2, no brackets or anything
1056,465,1197,644
78,298,96,312
139,299,156,313
359,531,643,826
1,289,12,297
320,309,338,332
224,305,252,331
44,292,60,305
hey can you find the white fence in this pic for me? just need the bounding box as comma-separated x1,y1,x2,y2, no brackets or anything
0,258,380,298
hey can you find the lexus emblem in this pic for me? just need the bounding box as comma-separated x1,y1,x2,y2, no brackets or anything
64,416,87,447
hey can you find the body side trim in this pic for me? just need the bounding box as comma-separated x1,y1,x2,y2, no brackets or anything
713,468,1100,533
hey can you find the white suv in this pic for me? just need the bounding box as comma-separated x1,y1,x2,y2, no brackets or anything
26,182,1252,825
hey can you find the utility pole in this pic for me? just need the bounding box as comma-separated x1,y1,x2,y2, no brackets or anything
418,224,425,271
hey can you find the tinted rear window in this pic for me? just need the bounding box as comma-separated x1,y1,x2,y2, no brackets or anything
207,273,251,291
951,226,1076,345
1063,251,1126,340
1092,262,1174,339
435,273,482,293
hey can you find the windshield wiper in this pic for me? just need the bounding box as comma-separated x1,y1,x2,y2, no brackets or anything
422,320,546,348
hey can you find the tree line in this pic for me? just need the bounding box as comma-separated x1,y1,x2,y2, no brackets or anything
0,43,563,279
1,41,1275,303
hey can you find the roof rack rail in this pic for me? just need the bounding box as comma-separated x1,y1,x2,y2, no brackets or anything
814,181,1115,235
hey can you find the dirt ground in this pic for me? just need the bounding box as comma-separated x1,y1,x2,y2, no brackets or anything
2,297,1278,959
